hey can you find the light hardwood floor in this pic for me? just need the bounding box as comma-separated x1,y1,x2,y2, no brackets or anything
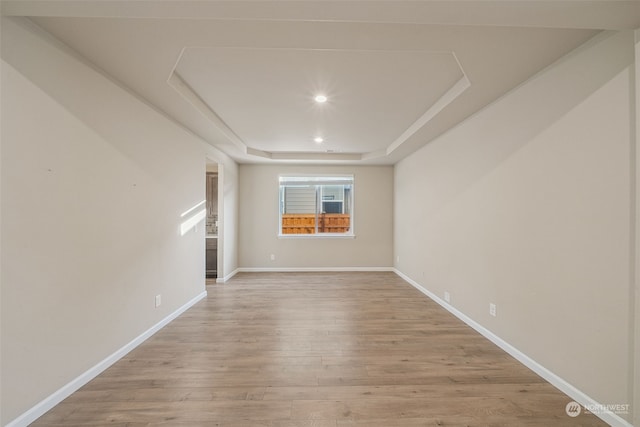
32,272,607,426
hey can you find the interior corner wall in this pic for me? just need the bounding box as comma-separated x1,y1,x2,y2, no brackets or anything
394,30,635,421
0,15,4,427
633,27,640,427
0,17,209,425
239,164,393,269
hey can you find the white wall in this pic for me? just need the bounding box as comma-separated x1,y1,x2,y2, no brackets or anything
0,17,235,425
395,30,636,422
239,164,393,269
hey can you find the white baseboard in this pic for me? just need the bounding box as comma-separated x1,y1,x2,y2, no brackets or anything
216,268,239,283
6,290,208,427
238,266,394,273
393,269,632,427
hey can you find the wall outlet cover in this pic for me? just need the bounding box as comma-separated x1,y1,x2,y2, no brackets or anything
489,303,497,317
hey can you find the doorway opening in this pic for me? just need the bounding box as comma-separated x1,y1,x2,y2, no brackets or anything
205,163,219,282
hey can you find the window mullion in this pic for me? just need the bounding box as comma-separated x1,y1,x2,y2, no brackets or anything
315,185,320,234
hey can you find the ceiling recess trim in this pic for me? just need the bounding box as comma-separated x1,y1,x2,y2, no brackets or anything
167,71,252,155
167,47,470,162
383,53,470,159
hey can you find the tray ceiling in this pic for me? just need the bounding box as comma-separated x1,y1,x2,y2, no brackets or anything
3,1,639,164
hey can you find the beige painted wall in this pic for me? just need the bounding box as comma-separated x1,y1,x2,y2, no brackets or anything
634,27,640,427
0,17,238,424
239,164,393,269
395,31,635,420
0,16,4,426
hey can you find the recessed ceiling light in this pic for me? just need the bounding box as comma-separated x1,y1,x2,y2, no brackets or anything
314,137,324,143
314,94,328,103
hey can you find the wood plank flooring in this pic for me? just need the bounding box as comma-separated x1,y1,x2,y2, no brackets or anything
32,272,607,426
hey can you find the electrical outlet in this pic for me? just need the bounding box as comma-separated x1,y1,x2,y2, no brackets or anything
489,303,497,317
155,294,162,308
396,255,400,263
270,254,276,261
444,292,451,303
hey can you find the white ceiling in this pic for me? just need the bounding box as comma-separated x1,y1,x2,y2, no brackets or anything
3,1,639,165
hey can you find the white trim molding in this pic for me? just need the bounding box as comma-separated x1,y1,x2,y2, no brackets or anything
6,290,208,427
393,269,633,427
238,266,394,273
216,268,239,283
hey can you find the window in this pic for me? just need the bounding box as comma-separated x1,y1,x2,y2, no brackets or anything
279,175,354,236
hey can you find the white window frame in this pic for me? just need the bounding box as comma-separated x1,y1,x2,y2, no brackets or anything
278,174,355,238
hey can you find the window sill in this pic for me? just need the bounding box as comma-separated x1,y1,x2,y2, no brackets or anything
278,233,355,239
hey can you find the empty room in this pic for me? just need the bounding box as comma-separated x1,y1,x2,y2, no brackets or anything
1,1,639,426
